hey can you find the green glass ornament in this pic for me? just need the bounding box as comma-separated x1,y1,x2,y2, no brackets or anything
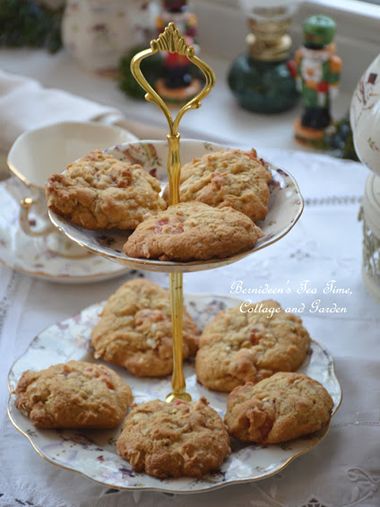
228,14,299,114
228,56,298,114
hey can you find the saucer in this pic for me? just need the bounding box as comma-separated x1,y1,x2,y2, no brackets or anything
0,178,130,283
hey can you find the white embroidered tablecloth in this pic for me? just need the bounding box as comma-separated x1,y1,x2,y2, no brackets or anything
0,150,379,507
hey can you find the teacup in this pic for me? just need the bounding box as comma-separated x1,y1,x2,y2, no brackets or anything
7,121,137,258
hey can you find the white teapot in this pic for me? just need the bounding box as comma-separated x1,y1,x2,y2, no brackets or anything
351,54,380,300
350,53,380,176
62,0,156,72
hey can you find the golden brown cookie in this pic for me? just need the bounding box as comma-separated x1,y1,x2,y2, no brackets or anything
225,372,333,444
196,300,310,392
15,360,132,429
91,279,199,377
46,149,166,230
116,398,231,478
123,201,263,261
166,149,272,222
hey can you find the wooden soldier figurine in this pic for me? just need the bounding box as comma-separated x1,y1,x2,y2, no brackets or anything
155,0,202,103
294,15,342,146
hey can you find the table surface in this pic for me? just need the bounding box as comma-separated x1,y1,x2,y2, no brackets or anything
0,50,379,507
0,48,351,151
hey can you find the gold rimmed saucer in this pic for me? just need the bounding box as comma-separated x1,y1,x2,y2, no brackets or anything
0,178,131,284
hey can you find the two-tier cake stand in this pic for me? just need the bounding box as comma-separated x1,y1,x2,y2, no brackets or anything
48,22,304,404
8,23,341,492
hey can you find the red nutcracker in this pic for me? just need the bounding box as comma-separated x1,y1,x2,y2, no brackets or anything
155,0,202,103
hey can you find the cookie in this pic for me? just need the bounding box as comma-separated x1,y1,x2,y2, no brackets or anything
123,201,263,261
91,279,199,377
225,372,333,443
166,149,272,222
15,360,132,429
46,149,166,230
196,300,310,392
116,398,231,478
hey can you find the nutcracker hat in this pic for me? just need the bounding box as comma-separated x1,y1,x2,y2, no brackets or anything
303,15,336,47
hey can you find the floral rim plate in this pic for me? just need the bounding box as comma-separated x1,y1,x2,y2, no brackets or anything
48,139,304,273
8,293,342,494
0,178,130,284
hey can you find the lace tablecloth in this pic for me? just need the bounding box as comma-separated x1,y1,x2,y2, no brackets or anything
1,150,379,507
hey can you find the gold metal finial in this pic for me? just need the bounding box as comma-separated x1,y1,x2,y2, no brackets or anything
131,22,215,141
130,23,216,403
151,22,191,55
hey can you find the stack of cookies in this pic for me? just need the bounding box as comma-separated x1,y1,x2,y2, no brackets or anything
15,279,334,480
46,148,272,262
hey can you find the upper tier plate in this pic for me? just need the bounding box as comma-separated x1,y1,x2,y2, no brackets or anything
48,140,304,273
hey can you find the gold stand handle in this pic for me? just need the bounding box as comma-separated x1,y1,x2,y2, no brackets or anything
130,23,216,402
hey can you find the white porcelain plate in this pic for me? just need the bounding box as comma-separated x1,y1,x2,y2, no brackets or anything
0,178,130,284
48,140,304,273
8,294,341,494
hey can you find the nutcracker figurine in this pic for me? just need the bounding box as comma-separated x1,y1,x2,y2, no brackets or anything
155,0,202,103
294,15,342,146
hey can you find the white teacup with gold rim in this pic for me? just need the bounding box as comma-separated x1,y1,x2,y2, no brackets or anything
7,121,137,258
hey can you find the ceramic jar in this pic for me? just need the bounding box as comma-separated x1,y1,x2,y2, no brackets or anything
351,53,380,300
62,0,155,72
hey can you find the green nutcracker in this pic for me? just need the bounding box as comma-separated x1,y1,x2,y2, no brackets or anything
294,15,342,146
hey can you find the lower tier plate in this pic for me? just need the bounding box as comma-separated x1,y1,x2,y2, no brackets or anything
8,294,342,494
